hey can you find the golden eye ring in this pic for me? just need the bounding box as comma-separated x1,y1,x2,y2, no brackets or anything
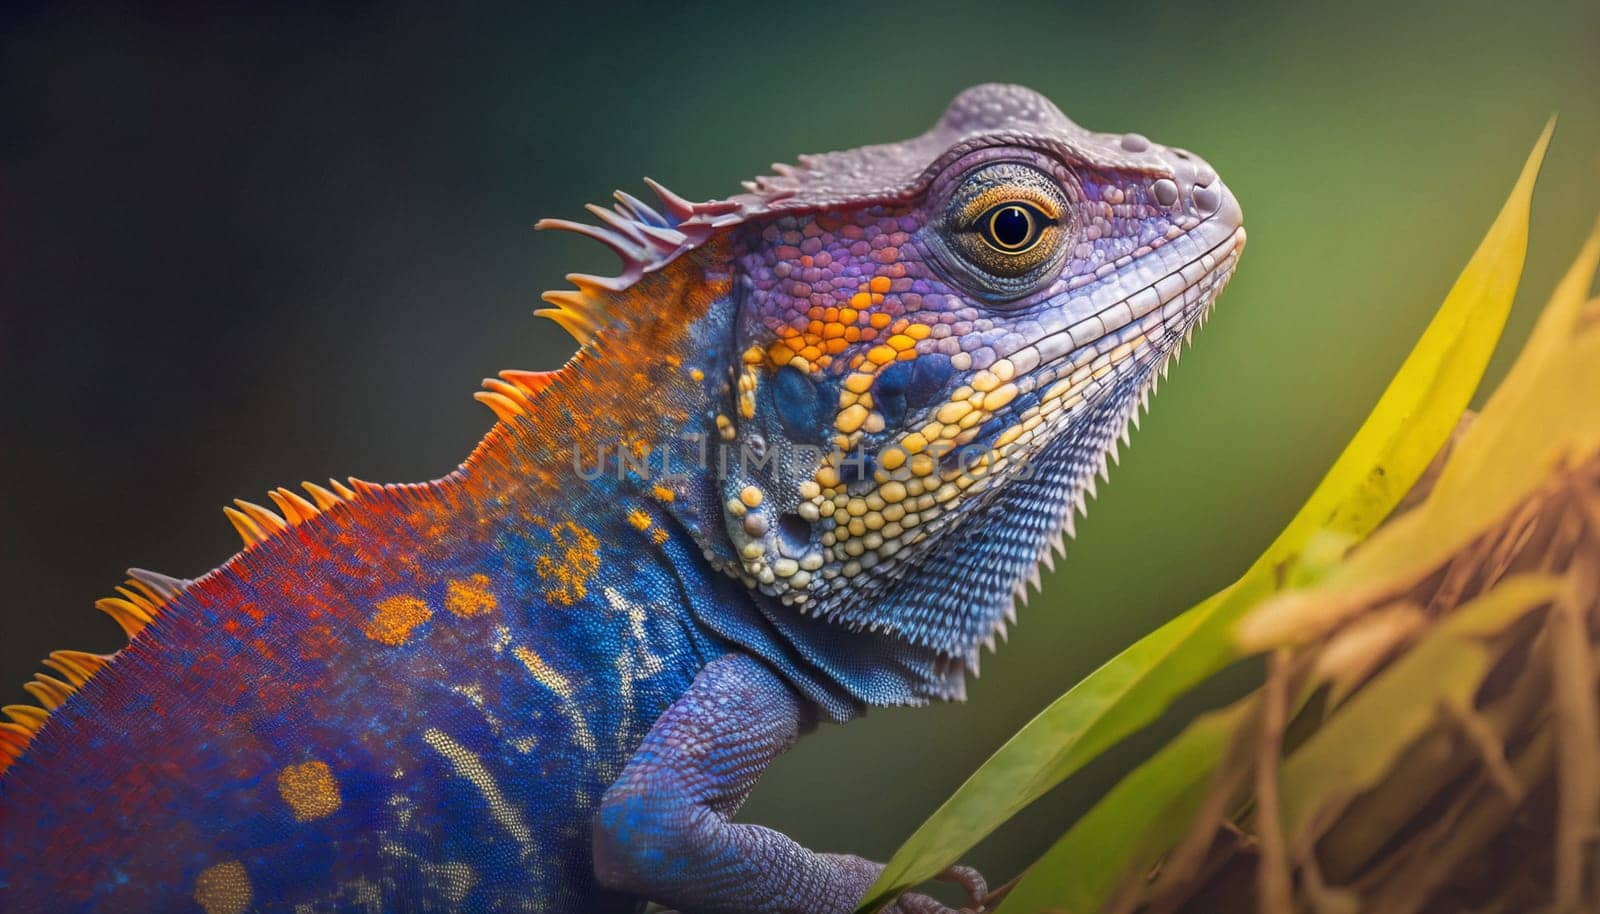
978,203,1048,255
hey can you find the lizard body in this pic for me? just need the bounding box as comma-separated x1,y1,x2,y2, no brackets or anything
0,84,1243,913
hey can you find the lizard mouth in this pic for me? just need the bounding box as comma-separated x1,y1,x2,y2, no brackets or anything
1020,218,1246,421
941,211,1247,486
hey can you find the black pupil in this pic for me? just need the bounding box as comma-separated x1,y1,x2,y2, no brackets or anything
991,206,1033,249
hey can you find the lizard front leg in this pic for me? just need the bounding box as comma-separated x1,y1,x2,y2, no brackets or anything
592,652,984,914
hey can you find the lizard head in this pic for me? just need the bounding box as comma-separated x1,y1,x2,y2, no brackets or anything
540,83,1244,687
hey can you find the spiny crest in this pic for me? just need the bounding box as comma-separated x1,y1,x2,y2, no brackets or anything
472,369,558,424
0,568,183,774
0,474,383,775
222,478,362,548
533,178,740,345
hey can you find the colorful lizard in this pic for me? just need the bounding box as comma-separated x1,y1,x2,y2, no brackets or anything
0,84,1243,913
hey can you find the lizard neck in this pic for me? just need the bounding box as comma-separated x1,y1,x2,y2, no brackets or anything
453,240,965,719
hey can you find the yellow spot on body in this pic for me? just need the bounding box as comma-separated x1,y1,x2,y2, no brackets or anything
627,509,652,531
936,400,973,425
365,595,432,646
513,646,596,752
690,367,705,382
536,521,600,605
653,527,669,545
445,575,498,618
739,485,764,508
422,728,536,857
652,484,675,502
513,646,573,699
835,404,869,434
844,371,875,394
277,760,342,822
194,860,252,914
738,361,761,419
869,275,892,294
982,383,1019,412
432,862,480,905
866,345,896,366
768,341,797,365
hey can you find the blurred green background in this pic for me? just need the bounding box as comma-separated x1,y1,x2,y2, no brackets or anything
2,0,1596,889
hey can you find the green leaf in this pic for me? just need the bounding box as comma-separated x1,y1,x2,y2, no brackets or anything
857,121,1552,913
997,700,1255,914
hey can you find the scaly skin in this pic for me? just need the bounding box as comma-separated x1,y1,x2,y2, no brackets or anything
0,84,1244,913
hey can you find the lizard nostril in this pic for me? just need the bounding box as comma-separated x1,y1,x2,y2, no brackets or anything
1152,178,1180,207
1193,185,1221,214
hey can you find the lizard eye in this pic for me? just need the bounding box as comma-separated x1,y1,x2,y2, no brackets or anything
977,202,1049,255
934,161,1072,296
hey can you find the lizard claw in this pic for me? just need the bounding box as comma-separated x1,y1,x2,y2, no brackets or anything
935,865,988,910
881,865,990,914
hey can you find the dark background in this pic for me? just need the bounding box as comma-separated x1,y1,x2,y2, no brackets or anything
3,0,1597,888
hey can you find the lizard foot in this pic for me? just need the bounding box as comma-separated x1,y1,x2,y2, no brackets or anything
881,865,989,914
